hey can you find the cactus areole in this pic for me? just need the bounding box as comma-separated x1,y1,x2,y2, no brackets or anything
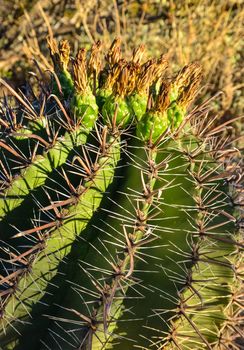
0,38,242,350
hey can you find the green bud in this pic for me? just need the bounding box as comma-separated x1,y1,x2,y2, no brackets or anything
128,92,148,121
102,95,132,127
71,93,98,131
137,110,168,142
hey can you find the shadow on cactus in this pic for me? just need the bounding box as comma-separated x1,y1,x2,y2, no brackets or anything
0,37,243,350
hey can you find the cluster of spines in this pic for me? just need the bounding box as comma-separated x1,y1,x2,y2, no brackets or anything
0,88,47,192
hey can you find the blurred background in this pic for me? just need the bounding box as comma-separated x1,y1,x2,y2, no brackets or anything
0,0,243,143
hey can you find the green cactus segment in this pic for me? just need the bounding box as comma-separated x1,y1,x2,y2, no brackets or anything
163,244,235,350
90,140,197,349
0,129,88,218
88,143,159,350
25,116,47,132
0,132,121,347
104,139,237,350
1,116,46,155
215,187,243,348
11,124,39,140
0,49,99,218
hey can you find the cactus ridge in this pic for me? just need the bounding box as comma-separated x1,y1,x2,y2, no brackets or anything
0,37,243,350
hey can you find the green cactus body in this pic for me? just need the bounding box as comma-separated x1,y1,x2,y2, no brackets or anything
128,92,148,120
0,116,47,155
0,117,48,190
31,135,154,349
121,141,235,350
160,168,238,350
0,132,121,349
25,115,48,132
0,83,98,219
79,140,160,350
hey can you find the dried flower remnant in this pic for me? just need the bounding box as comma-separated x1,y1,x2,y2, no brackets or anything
58,40,71,71
171,62,202,102
87,40,103,93
177,63,203,107
105,37,122,67
73,48,88,94
71,48,98,130
131,44,146,65
155,81,171,113
47,37,74,98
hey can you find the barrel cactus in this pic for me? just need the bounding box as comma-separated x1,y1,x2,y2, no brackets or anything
0,37,242,350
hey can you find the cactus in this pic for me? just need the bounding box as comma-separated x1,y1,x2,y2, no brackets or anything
0,38,242,350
